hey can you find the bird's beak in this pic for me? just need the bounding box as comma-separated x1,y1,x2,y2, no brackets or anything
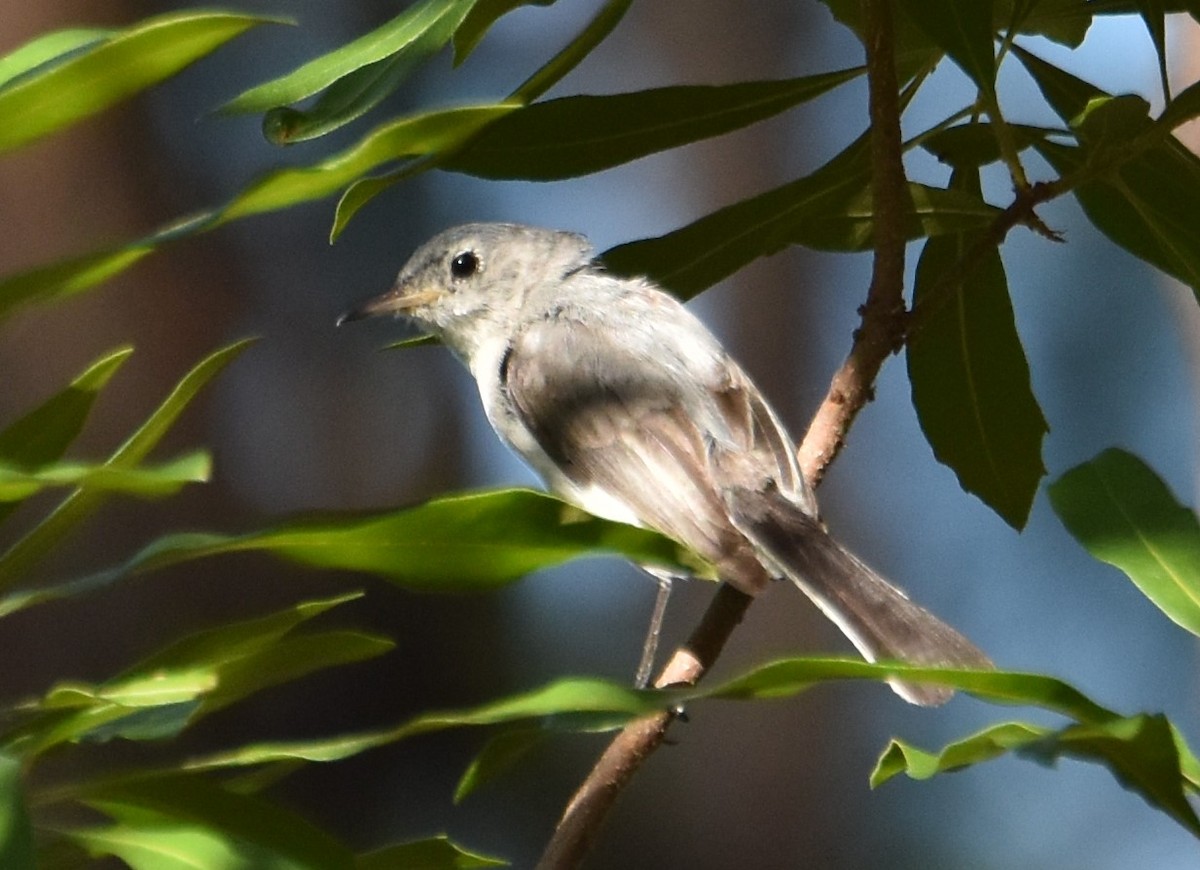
336,281,445,326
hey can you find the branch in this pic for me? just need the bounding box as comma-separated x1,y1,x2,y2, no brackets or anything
538,3,911,866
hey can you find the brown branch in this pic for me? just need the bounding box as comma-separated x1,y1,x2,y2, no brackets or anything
537,3,911,867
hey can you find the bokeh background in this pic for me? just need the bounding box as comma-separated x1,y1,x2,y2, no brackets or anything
2,2,1199,867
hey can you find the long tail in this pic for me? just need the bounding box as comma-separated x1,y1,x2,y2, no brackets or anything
726,485,992,706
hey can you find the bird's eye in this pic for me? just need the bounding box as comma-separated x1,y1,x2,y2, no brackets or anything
450,251,479,279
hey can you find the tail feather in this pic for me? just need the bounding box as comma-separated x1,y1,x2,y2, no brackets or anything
726,485,992,706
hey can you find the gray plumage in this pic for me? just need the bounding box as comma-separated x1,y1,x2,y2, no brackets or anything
341,223,991,705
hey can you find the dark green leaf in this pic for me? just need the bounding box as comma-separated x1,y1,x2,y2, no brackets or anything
1012,43,1100,125
1073,94,1154,147
920,121,1053,169
454,727,546,803
358,836,508,869
382,334,440,351
0,755,34,870
899,0,996,97
224,0,475,115
1134,0,1170,101
0,27,113,90
819,0,944,83
875,715,1200,837
74,773,355,870
1049,449,1200,636
444,69,863,180
0,12,277,153
1159,77,1200,131
453,0,555,64
0,246,155,324
998,0,1093,48
908,168,1046,528
0,339,254,593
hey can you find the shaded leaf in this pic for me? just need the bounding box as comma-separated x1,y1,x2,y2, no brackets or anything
874,715,1200,837
75,773,354,870
1048,449,1200,636
454,727,547,803
908,167,1046,529
0,11,277,153
998,0,1092,48
1073,94,1154,148
0,339,253,591
444,69,863,180
453,0,555,64
1134,0,1170,102
358,835,508,869
819,0,944,83
0,245,155,325
0,451,210,503
0,27,112,90
1159,77,1200,132
224,0,475,115
0,755,34,870
899,0,996,97
920,122,1054,169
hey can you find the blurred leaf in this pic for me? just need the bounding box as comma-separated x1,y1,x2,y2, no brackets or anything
0,27,112,90
0,246,154,325
74,773,355,870
73,488,705,597
454,727,546,803
228,104,515,221
224,0,475,116
909,168,1046,529
898,0,996,97
604,132,999,299
2,593,376,754
0,755,34,870
0,451,210,503
920,122,1053,169
1049,449,1200,637
0,11,277,153
1134,0,1170,101
453,0,554,63
382,333,440,351
443,69,863,180
1159,77,1200,132
874,715,1200,837
0,339,253,593
358,836,508,869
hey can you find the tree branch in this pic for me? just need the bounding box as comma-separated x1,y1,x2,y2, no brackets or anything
538,3,912,866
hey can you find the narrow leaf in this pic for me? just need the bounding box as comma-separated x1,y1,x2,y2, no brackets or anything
0,755,34,870
443,69,863,181
0,28,113,90
453,0,555,63
224,0,475,115
920,122,1054,169
872,721,1045,785
0,339,254,592
358,836,508,869
0,12,277,153
454,727,546,803
0,246,154,325
909,167,1046,528
0,451,210,502
999,0,1093,48
1049,449,1200,636
898,0,997,97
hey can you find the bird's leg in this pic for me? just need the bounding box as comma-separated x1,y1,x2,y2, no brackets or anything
635,572,674,688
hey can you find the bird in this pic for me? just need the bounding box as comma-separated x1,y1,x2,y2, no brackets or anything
339,222,991,705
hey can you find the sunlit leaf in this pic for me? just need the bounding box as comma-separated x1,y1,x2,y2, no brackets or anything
909,167,1046,529
443,69,863,180
224,0,475,115
0,27,112,90
1049,449,1200,637
0,451,210,503
358,835,508,869
0,11,278,153
873,715,1200,837
0,755,34,870
0,339,254,593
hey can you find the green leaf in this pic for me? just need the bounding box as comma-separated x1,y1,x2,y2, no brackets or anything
0,451,210,503
0,27,113,90
604,133,1000,299
1134,0,1170,102
443,69,863,180
74,488,705,598
226,104,515,221
224,0,476,115
998,0,1093,48
358,836,508,869
1011,43,1100,126
898,0,996,97
0,339,254,594
507,0,632,105
819,0,944,83
1159,77,1200,132
1073,94,1154,147
382,334,440,351
453,0,555,64
0,245,154,324
1049,449,1200,636
0,12,277,154
920,122,1053,169
908,167,1046,529
0,755,34,870
454,727,546,803
73,773,355,870
874,715,1200,837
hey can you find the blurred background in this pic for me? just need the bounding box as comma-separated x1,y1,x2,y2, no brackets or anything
1,2,1198,867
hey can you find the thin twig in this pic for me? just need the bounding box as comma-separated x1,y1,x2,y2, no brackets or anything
535,3,913,868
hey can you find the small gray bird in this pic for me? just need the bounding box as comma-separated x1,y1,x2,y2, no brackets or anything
340,223,990,705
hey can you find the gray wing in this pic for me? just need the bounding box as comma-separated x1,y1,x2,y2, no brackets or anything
501,285,804,594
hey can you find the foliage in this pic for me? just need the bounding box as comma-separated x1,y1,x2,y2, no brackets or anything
0,0,1198,866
